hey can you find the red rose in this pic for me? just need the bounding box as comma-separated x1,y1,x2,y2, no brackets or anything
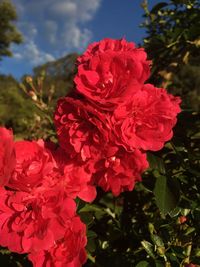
0,187,76,254
94,147,148,196
110,84,181,151
38,145,96,203
63,161,96,202
54,96,110,161
8,140,56,192
29,216,87,267
74,38,150,110
0,127,16,186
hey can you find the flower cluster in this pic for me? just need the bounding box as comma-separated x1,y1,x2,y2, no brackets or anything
0,38,181,267
55,38,181,196
0,129,88,266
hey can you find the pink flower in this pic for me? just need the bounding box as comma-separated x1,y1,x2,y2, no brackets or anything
0,187,76,254
29,216,87,267
110,84,181,151
8,140,56,192
74,38,150,110
0,127,16,186
93,147,148,196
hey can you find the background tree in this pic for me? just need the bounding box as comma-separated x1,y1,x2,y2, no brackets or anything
0,0,22,60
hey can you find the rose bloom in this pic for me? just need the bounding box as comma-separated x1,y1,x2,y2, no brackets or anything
29,216,87,267
74,38,151,109
8,140,56,192
94,147,148,196
38,144,96,203
54,96,110,161
0,187,76,254
62,161,96,202
0,127,16,186
110,84,181,151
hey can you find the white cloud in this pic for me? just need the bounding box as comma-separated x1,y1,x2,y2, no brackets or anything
13,41,55,66
50,1,77,17
77,0,102,22
11,0,102,63
13,53,23,60
18,22,38,39
61,23,92,49
44,20,58,45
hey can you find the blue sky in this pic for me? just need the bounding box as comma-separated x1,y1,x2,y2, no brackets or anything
0,0,161,79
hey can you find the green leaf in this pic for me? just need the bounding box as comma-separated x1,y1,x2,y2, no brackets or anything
141,240,156,259
87,230,97,239
153,176,180,216
155,261,164,267
79,212,94,226
86,238,96,253
0,249,11,255
147,152,166,174
151,234,164,247
136,260,150,267
168,207,181,218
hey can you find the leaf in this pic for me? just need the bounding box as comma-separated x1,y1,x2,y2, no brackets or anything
87,230,97,239
136,260,150,267
0,249,11,255
151,234,164,247
141,240,156,259
153,176,180,216
147,152,166,174
78,203,106,221
86,238,96,253
79,212,94,226
168,207,181,218
155,261,164,267
150,2,168,14
79,204,103,213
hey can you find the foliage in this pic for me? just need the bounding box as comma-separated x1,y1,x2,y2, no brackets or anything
32,53,78,102
0,53,78,139
0,75,38,139
141,0,200,111
0,0,22,60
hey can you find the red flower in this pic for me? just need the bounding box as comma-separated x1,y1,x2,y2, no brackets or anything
54,96,110,161
0,187,76,254
110,84,181,151
63,161,96,202
74,38,150,110
0,127,16,186
8,140,56,192
28,216,87,267
49,145,97,202
94,147,148,196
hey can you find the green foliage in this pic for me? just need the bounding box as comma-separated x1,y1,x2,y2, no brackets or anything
0,0,22,60
32,53,78,102
141,0,200,111
0,75,38,138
